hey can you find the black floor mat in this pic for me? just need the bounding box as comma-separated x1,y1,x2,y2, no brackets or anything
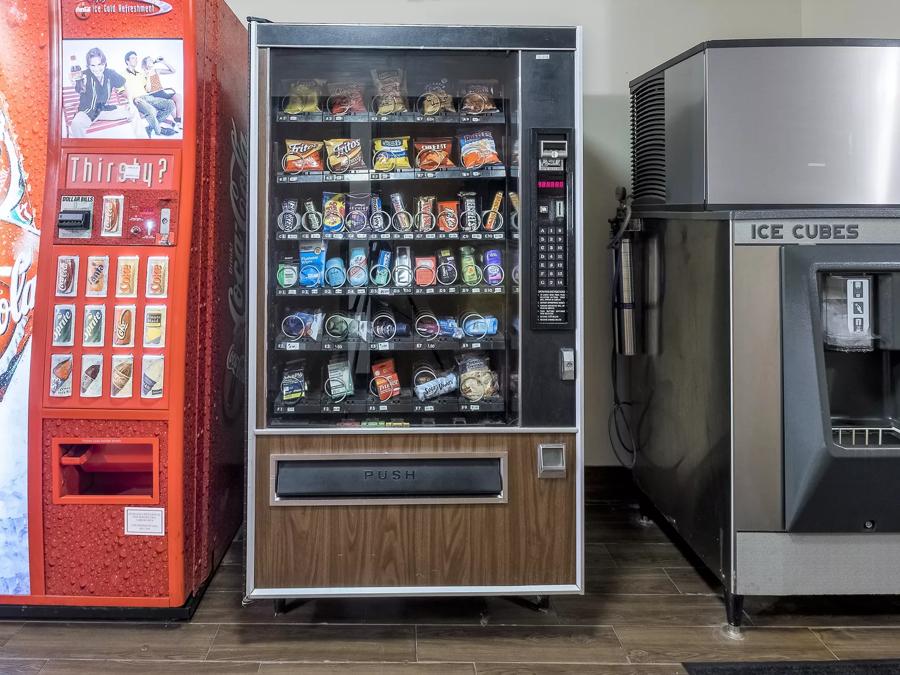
684,660,900,675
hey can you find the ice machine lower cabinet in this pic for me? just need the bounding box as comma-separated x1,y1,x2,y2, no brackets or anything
782,245,900,533
253,433,577,591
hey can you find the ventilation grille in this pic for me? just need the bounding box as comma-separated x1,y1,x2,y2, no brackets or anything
630,74,666,203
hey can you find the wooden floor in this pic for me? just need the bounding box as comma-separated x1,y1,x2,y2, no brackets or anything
3,477,900,674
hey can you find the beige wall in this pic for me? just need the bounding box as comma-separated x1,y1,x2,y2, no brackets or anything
226,0,898,464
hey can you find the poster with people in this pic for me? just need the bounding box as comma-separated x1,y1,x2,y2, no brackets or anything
61,38,184,140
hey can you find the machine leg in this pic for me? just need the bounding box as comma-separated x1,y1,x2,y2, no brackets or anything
724,590,744,629
273,598,308,616
504,595,551,613
637,493,654,527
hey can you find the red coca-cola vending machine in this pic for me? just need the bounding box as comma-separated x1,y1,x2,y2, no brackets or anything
0,0,247,617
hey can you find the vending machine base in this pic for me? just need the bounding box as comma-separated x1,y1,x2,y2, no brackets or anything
249,433,579,597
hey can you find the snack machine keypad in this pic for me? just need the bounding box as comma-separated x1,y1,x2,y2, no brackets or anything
533,132,572,329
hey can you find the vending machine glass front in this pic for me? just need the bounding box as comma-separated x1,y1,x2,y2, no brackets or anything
262,48,520,428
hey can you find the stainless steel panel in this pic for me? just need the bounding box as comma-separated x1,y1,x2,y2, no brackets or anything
736,532,900,595
664,52,706,206
630,218,732,582
731,243,783,531
706,46,900,205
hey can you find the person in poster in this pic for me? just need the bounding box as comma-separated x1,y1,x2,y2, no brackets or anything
142,55,183,130
69,46,133,138
123,50,176,137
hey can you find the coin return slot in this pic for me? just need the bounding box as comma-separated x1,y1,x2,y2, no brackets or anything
537,443,566,478
52,438,159,504
273,456,504,503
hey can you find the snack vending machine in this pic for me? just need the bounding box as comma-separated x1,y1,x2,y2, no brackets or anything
0,0,247,616
247,23,584,599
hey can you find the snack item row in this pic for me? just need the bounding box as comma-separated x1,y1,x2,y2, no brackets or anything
277,351,499,405
278,191,505,234
282,130,502,174
48,353,164,399
276,242,504,289
55,254,169,299
283,74,501,116
50,303,167,348
279,308,500,343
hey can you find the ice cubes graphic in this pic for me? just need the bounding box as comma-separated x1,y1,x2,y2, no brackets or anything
0,343,30,595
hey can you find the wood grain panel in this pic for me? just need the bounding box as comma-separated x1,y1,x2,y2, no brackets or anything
253,433,576,589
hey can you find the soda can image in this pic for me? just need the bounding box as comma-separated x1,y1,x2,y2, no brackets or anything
80,354,103,398
110,354,134,398
146,256,169,298
141,354,165,399
143,305,167,348
112,305,135,347
85,255,109,297
116,256,139,298
49,354,74,397
100,195,124,237
51,305,75,347
82,304,106,347
55,255,78,297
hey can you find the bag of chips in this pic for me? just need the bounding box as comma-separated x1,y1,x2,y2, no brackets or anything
322,192,345,232
346,193,371,233
372,136,412,172
327,80,367,115
419,77,455,115
457,351,499,401
324,138,366,173
283,139,324,173
459,79,499,114
458,130,502,169
283,79,322,114
281,360,308,403
371,358,401,401
414,137,455,171
371,68,409,114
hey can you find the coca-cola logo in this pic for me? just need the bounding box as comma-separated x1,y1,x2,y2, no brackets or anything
115,310,132,342
223,120,248,422
119,266,134,293
56,258,75,293
149,265,165,294
0,251,36,337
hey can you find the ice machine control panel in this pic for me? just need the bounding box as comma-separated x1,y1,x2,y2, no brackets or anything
532,131,574,330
